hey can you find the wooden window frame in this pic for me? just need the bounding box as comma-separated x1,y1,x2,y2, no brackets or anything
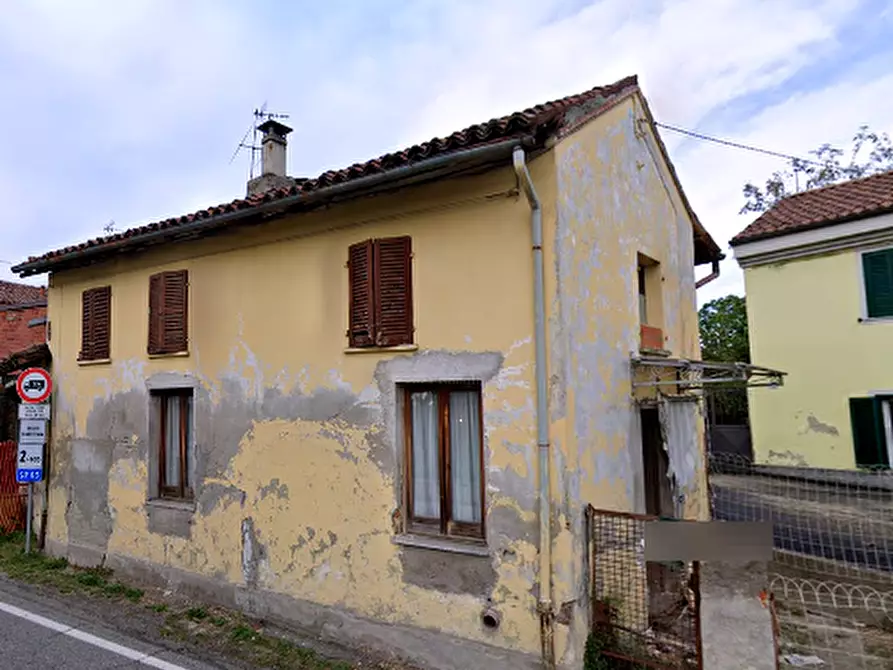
347,237,413,348
148,270,189,355
402,382,485,541
156,389,194,500
79,286,111,361
861,247,893,319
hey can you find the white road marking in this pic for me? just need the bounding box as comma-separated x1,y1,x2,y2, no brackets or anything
0,599,191,670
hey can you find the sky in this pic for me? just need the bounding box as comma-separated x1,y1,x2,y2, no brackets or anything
1,0,892,306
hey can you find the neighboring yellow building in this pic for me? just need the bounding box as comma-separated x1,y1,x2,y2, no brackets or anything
732,170,893,470
13,75,722,669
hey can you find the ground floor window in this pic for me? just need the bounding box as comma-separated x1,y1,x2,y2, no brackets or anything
154,389,194,499
849,396,893,468
403,382,484,539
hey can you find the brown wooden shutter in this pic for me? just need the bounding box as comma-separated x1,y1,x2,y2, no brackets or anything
148,270,188,354
148,273,163,355
80,286,111,361
348,241,375,347
374,236,413,347
80,290,94,360
91,286,111,360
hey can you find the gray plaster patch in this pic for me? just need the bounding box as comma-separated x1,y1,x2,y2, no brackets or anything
258,478,290,500
198,483,246,517
241,517,266,589
146,501,193,539
399,546,497,597
806,414,839,436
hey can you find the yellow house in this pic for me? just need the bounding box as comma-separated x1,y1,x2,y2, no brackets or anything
732,170,893,470
13,75,723,669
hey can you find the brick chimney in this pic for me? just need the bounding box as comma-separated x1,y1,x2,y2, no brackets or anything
247,120,294,197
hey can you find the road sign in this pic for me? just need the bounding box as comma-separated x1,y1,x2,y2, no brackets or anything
16,443,44,483
18,419,47,443
16,367,52,404
18,403,50,420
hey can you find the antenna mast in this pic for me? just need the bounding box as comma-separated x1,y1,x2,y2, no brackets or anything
229,103,291,179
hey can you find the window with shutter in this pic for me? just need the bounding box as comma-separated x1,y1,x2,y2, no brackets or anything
347,236,413,348
849,397,891,468
862,248,893,318
148,270,189,355
79,286,111,361
402,382,485,539
154,388,194,500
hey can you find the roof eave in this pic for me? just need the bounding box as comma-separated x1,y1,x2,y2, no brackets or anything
730,207,893,248
13,135,540,278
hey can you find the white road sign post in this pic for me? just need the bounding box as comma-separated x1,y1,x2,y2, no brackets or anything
16,368,52,555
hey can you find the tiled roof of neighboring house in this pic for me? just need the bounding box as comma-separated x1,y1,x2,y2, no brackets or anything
0,280,45,305
731,169,893,246
14,74,721,275
0,343,50,376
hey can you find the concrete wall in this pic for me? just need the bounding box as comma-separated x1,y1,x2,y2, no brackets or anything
548,95,707,667
745,248,893,469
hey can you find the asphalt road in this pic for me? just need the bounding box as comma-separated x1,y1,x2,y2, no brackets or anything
711,484,893,573
0,580,231,670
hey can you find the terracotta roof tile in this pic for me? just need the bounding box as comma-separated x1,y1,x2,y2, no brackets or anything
13,74,720,272
0,280,45,305
731,169,893,246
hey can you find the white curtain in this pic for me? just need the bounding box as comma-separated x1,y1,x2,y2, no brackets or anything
165,395,181,488
450,391,481,524
411,391,440,518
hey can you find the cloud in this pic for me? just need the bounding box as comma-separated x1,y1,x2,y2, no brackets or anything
0,0,889,306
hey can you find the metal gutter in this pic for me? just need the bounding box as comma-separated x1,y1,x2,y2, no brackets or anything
695,259,721,289
511,146,555,668
13,137,535,277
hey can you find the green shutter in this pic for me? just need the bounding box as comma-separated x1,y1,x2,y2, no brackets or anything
862,249,893,318
849,397,889,467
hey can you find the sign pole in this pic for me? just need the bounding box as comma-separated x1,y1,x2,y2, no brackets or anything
15,367,52,556
25,484,33,555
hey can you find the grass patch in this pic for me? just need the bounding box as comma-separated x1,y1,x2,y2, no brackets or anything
185,606,208,621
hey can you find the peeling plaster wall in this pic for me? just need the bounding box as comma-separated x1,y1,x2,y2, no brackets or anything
43,165,553,670
744,250,889,469
548,95,706,667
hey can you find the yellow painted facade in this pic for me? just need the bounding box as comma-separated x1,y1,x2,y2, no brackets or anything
744,247,893,469
39,93,710,669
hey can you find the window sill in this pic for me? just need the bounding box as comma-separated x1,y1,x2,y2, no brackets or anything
78,358,111,367
344,344,418,355
858,316,893,325
146,497,195,512
148,350,190,360
392,533,489,557
639,347,671,357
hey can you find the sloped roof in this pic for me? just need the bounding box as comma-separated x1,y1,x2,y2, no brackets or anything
14,74,721,275
0,280,45,305
731,169,893,246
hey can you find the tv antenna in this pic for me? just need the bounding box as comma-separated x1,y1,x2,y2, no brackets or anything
229,103,291,179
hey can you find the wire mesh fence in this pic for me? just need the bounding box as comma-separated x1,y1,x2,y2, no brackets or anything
586,506,701,669
0,440,27,533
708,453,893,668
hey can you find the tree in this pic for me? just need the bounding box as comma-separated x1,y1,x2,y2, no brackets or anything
740,125,893,214
699,294,749,363
699,295,749,424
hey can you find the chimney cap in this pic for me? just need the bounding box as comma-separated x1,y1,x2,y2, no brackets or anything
257,119,293,138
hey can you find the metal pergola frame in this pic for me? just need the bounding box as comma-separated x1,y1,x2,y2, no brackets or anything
631,356,786,390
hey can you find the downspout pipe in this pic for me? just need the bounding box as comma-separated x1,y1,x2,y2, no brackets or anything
512,146,555,668
695,259,721,289
12,137,533,278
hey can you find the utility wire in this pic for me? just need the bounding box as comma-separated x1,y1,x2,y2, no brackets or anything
654,122,825,167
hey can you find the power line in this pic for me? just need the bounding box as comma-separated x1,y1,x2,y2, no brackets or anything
654,122,824,167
